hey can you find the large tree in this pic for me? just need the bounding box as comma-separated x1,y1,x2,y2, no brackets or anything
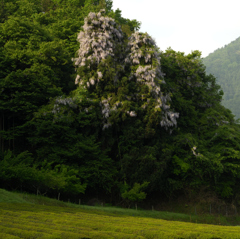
71,10,179,195
2,3,240,203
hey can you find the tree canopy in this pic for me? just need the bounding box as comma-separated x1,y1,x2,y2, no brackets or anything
1,0,240,205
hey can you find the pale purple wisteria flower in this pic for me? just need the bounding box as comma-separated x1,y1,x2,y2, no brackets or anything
97,71,103,79
52,96,78,124
73,11,179,131
125,32,179,129
90,78,95,85
75,75,80,84
73,10,124,90
127,111,137,117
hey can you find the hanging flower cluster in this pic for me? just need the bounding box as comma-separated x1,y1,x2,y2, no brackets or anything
125,32,157,65
52,96,78,123
72,10,124,87
52,96,77,114
73,11,179,130
126,32,164,99
101,97,111,129
125,32,179,128
100,98,125,130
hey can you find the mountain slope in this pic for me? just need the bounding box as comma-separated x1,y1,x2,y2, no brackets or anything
202,37,240,119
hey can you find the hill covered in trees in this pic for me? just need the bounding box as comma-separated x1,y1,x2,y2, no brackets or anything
203,37,240,119
1,0,240,206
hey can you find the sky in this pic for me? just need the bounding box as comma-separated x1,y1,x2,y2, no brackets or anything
112,0,240,57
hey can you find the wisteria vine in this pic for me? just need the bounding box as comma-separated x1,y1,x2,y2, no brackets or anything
72,10,179,130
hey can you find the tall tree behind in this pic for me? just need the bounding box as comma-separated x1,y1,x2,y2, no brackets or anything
0,0,140,154
72,10,179,193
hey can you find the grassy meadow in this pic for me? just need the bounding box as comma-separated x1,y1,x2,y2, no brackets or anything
1,189,240,238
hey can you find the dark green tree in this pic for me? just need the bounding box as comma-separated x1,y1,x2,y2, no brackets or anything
157,49,240,199
72,11,179,196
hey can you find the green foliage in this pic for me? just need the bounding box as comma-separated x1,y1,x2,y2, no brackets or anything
2,0,240,204
71,12,180,198
156,49,240,199
112,8,141,36
121,182,149,206
26,93,117,195
0,150,86,196
0,0,140,156
0,16,69,153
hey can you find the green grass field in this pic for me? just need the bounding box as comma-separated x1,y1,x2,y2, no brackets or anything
1,189,240,238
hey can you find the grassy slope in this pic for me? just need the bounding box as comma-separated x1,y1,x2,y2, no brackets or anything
1,189,240,238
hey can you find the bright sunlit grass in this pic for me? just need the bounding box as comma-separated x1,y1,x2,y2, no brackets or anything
1,189,240,238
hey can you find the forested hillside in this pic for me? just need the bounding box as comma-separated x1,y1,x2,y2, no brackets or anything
203,37,240,119
1,0,240,206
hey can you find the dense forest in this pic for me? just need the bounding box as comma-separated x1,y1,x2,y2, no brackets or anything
1,0,240,206
203,37,240,119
